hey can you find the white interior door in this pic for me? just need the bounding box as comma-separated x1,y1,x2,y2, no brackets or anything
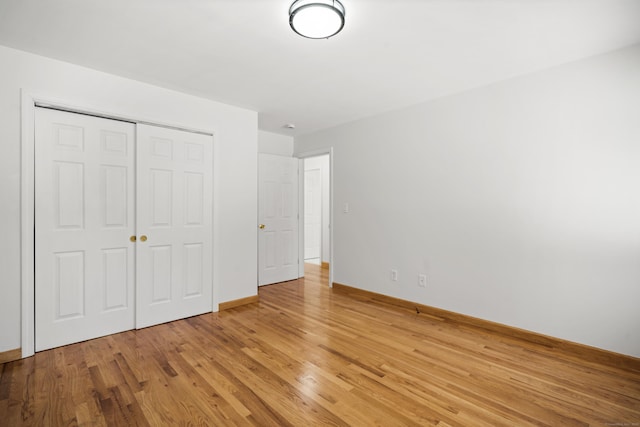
136,124,213,328
304,168,321,260
259,154,299,286
35,108,135,351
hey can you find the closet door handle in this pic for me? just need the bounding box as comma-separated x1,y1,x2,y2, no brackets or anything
140,235,148,242
130,236,137,242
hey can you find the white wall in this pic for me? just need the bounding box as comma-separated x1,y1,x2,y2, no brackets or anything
0,45,258,353
295,44,640,358
258,130,294,156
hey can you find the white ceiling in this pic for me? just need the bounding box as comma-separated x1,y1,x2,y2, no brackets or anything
1,0,639,136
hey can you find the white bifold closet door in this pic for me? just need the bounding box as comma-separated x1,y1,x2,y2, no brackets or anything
35,108,136,351
34,108,213,351
135,124,213,329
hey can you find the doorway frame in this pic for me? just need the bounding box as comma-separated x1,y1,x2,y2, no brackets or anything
20,90,216,358
296,148,334,287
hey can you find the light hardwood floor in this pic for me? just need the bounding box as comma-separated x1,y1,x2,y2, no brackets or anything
1,263,638,426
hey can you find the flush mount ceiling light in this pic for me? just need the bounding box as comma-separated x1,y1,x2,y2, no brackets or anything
289,0,346,39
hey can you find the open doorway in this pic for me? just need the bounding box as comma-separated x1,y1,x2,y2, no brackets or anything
300,152,332,286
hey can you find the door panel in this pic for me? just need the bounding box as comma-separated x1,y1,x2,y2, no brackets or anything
54,251,85,319
136,124,213,328
103,165,128,227
103,248,129,310
35,108,135,351
55,161,84,228
258,154,299,286
184,243,204,297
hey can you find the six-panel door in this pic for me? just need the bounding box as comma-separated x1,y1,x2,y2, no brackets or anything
135,124,213,328
35,109,214,351
35,108,136,351
258,154,299,286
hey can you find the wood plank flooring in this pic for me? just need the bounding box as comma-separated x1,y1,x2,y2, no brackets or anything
1,264,639,426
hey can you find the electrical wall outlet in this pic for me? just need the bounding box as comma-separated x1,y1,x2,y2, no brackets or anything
418,274,427,288
391,269,398,281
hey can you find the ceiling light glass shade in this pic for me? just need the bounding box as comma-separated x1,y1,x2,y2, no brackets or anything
289,0,345,39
